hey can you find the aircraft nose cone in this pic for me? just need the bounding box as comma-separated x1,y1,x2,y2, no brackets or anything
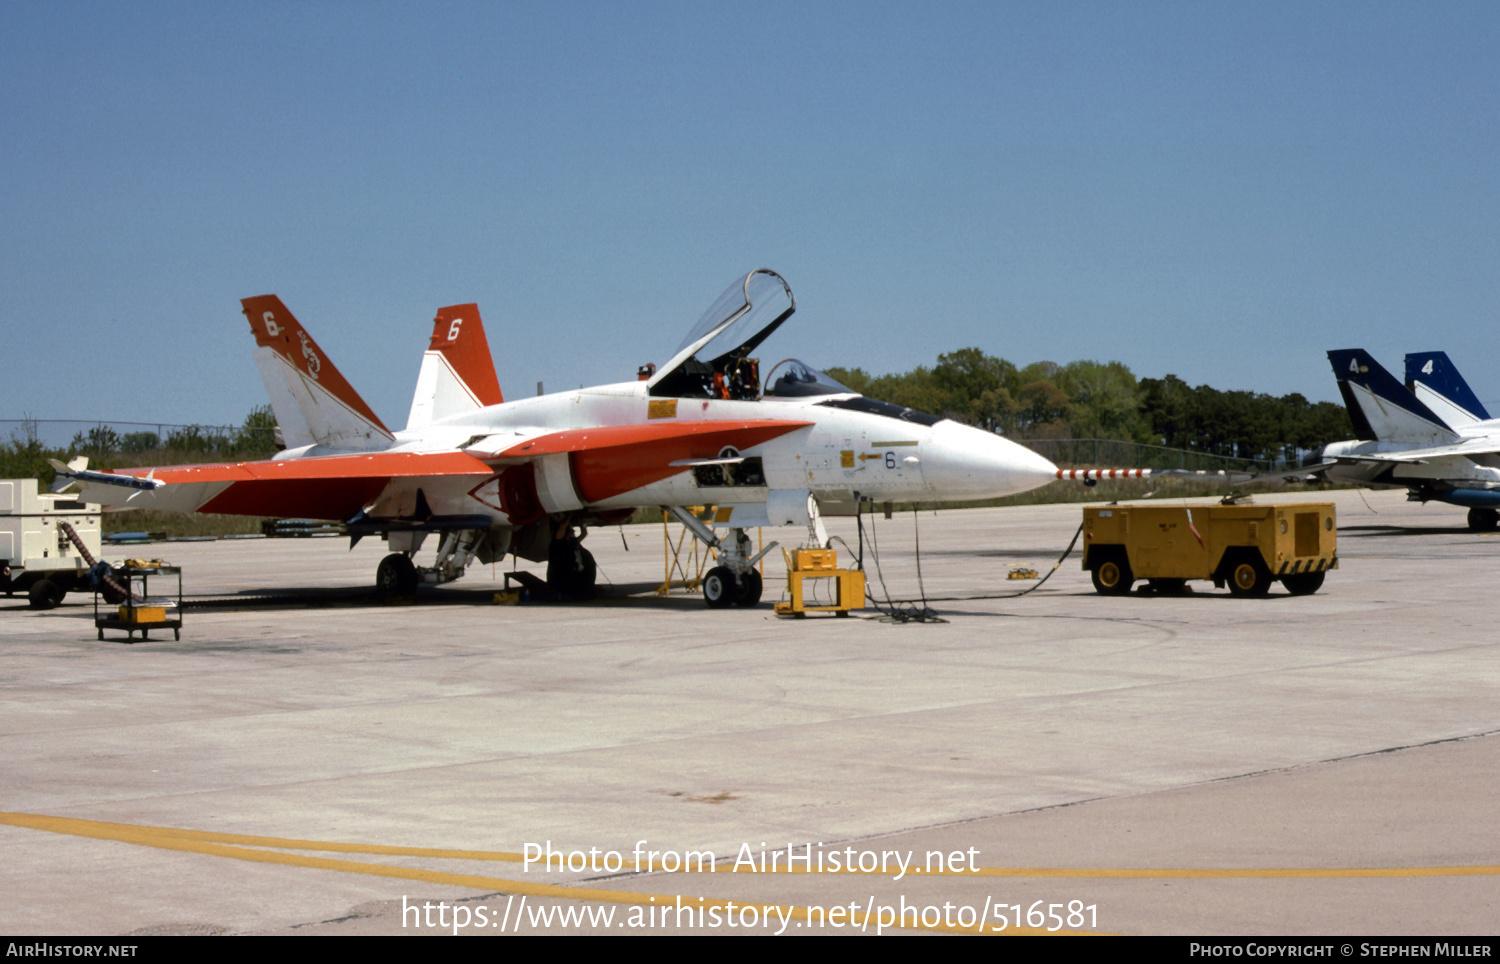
921,421,1057,499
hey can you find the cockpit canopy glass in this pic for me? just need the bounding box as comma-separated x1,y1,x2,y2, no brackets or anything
763,359,854,398
650,269,795,398
815,395,944,427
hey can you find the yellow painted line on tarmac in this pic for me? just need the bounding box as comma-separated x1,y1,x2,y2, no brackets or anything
715,863,1500,879
4,812,1496,882
0,811,1058,935
959,865,1500,879
0,811,525,861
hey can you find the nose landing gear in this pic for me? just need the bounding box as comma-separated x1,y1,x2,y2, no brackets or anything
703,563,763,609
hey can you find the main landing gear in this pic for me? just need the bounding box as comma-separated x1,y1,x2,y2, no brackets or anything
546,530,597,600
375,528,507,603
376,553,418,599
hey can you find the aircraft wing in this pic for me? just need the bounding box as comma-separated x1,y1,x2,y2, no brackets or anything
61,420,814,522
62,451,494,520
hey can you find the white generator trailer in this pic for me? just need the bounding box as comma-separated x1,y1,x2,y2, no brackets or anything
1,478,104,609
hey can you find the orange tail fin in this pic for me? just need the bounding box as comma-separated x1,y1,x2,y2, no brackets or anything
405,303,504,430
241,295,393,451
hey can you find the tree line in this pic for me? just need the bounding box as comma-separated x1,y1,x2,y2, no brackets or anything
0,407,279,482
825,349,1352,464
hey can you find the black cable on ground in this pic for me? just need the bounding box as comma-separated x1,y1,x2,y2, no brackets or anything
849,502,1085,618
852,502,945,623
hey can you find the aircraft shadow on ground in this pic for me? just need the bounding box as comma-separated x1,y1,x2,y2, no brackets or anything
1339,525,1479,537
163,581,716,612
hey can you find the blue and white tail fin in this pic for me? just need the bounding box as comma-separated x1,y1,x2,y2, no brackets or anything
1404,351,1490,429
1327,349,1460,446
241,295,394,452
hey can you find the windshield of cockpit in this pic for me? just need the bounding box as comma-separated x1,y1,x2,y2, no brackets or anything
765,359,942,426
649,270,795,399
762,359,853,397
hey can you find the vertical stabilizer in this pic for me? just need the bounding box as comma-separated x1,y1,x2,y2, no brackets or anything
405,303,504,431
241,295,394,451
1404,351,1490,428
1327,349,1459,446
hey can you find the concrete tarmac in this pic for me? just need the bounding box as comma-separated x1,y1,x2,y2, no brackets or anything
2,488,1496,936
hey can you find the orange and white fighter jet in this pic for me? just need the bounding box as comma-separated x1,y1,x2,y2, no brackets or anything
56,270,1059,606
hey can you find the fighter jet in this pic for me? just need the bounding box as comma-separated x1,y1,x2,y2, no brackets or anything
1307,348,1500,531
56,270,1060,604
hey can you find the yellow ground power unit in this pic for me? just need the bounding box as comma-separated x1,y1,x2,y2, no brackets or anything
774,547,866,617
1082,502,1337,597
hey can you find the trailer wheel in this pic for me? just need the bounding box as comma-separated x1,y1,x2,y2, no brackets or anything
28,579,64,610
1090,551,1134,595
1281,571,1325,595
1226,554,1272,597
1467,508,1498,532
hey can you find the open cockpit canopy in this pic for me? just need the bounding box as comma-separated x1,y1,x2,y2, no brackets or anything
649,269,795,399
644,270,947,427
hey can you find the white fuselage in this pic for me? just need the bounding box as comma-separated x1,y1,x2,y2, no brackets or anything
330,380,1060,524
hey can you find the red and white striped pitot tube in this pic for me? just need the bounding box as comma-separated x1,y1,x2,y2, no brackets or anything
1055,468,1153,481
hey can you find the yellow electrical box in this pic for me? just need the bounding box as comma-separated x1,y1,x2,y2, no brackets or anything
118,605,167,624
1082,502,1337,597
774,548,865,617
793,548,836,571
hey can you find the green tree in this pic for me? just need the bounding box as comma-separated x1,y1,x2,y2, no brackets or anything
0,419,58,481
234,405,279,456
1056,360,1146,442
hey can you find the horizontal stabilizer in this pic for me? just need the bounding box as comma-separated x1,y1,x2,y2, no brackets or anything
1330,436,1500,465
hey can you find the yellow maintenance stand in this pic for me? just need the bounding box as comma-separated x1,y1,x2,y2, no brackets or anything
1082,502,1337,597
774,547,865,617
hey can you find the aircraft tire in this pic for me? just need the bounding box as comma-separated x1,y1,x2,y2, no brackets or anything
1280,571,1325,595
1467,508,1498,532
579,547,597,593
1089,550,1133,595
1226,553,1272,597
732,569,763,607
376,554,418,600
28,578,64,610
703,566,735,608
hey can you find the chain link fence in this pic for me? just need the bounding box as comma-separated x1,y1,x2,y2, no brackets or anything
1018,437,1278,473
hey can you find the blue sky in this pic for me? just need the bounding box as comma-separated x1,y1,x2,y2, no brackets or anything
3,1,1497,431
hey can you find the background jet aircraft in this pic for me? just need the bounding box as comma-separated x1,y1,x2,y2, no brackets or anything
1404,351,1493,430
58,270,1060,604
1308,348,1500,531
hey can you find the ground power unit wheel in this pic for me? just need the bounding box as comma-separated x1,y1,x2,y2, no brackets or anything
1090,550,1133,595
